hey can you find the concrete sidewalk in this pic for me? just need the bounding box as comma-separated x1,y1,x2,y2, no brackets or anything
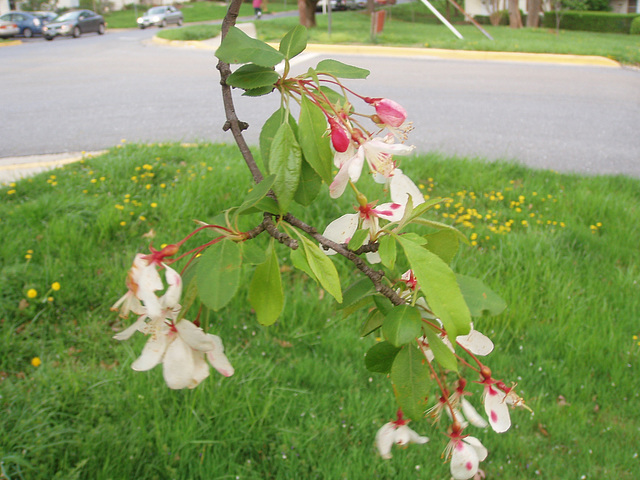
0,151,106,184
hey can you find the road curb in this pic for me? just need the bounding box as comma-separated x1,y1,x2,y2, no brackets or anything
0,39,22,47
152,32,620,68
0,151,107,184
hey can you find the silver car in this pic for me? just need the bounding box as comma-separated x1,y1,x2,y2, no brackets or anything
0,19,19,38
137,6,183,29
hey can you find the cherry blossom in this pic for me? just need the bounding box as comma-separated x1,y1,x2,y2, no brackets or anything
446,434,488,480
375,410,429,459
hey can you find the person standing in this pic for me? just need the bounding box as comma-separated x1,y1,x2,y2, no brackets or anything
253,0,262,19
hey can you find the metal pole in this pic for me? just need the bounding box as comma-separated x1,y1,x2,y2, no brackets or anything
446,0,494,40
419,0,463,40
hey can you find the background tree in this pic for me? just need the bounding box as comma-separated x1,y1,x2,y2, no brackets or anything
298,0,319,27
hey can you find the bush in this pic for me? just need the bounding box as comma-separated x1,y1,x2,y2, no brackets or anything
631,16,640,34
542,10,640,33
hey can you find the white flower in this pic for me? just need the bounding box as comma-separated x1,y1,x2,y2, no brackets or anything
329,137,414,198
132,319,234,390
113,264,182,341
376,418,428,459
483,384,511,433
447,435,488,480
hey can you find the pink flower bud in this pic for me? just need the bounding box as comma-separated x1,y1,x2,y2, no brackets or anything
329,118,350,153
373,98,407,128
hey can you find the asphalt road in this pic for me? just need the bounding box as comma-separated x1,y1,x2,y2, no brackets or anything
1,26,639,177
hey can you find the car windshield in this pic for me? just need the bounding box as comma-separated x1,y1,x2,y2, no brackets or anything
55,11,81,22
147,7,166,14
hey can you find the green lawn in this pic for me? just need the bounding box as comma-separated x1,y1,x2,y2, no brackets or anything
255,8,640,65
1,143,639,479
104,0,297,29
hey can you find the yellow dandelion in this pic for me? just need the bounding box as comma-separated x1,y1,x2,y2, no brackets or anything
120,221,126,227
27,288,38,299
7,189,16,195
82,189,88,194
51,282,61,291
31,357,41,367
139,216,146,221
146,184,152,190
47,296,54,302
25,254,32,260
151,202,158,208
90,178,97,184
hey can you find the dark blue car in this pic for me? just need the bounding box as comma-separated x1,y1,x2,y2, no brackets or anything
0,11,45,38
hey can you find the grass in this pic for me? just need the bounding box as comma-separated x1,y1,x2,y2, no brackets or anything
1,142,639,479
156,24,221,41
104,0,297,29
255,6,640,65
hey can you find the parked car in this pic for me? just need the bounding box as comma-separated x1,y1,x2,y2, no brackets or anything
42,10,105,40
315,0,348,11
0,18,19,38
137,6,183,29
34,11,58,24
0,11,44,38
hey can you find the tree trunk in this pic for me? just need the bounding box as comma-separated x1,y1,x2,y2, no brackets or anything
508,0,523,28
526,0,541,27
299,0,318,27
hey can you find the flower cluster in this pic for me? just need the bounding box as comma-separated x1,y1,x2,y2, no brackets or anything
112,248,234,389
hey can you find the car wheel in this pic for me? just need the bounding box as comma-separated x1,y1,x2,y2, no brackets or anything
139,25,145,29
160,19,167,27
98,23,105,35
177,18,183,26
45,35,53,41
72,26,81,38
23,27,33,38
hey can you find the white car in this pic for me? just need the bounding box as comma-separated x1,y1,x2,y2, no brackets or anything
0,19,19,38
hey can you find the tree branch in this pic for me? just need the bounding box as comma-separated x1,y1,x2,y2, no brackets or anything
216,0,264,184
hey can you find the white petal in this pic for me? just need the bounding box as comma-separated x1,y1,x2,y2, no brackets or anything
175,320,216,352
347,146,366,183
162,336,195,389
111,291,146,318
390,170,424,207
205,334,235,377
373,202,405,222
329,161,352,199
113,315,147,341
322,214,359,254
457,328,494,356
445,407,469,430
397,425,429,445
375,423,397,459
160,264,183,309
189,351,210,389
484,386,511,433
450,439,479,480
365,250,382,264
461,399,489,429
131,332,170,371
463,436,488,462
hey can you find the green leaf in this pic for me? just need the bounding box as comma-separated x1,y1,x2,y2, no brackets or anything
377,234,396,269
237,174,276,215
422,324,458,371
298,96,333,184
316,59,370,79
399,232,427,245
340,277,375,310
249,245,284,326
382,305,423,347
348,229,369,251
241,241,267,265
424,230,459,264
373,295,394,316
226,63,280,90
365,341,401,373
390,344,430,420
360,309,384,336
456,274,507,317
397,236,471,341
196,239,242,311
177,273,199,322
411,217,469,244
294,158,322,206
216,26,284,67
300,236,343,303
279,25,307,60
242,85,276,97
270,122,302,213
260,108,297,172
290,247,317,282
